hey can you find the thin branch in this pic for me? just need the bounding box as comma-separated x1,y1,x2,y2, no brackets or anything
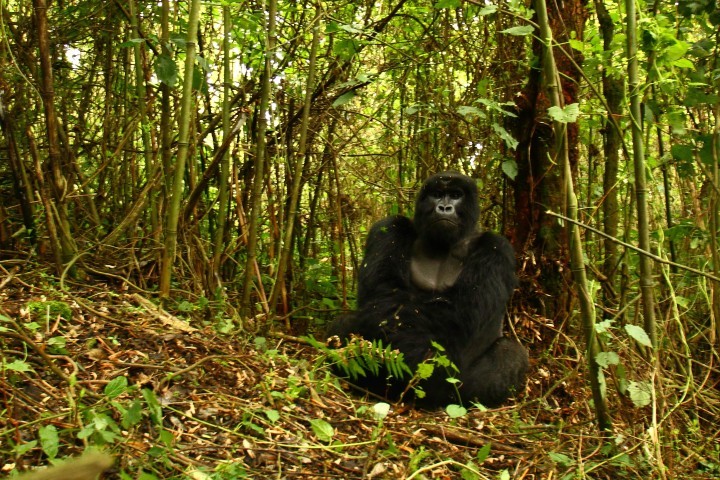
546,210,720,283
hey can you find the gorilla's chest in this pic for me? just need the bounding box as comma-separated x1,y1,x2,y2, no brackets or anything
410,240,468,292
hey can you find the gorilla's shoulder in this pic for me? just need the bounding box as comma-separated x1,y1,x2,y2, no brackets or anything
465,231,515,263
368,215,415,237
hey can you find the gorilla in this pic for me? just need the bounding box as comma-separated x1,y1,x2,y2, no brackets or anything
326,171,528,407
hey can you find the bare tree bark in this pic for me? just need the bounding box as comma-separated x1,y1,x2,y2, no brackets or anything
626,0,657,347
535,0,611,432
33,0,76,272
159,0,202,297
268,6,321,315
240,0,277,317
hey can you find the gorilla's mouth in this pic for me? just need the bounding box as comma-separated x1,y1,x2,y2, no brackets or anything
431,218,459,227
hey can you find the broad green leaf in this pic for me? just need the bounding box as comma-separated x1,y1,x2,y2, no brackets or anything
492,123,519,150
122,399,143,429
325,22,340,33
476,442,491,463
142,388,163,425
664,40,689,62
624,324,653,348
309,418,334,442
265,409,280,423
457,105,484,118
502,159,518,180
595,351,620,368
549,452,575,467
627,380,652,407
670,143,693,162
500,25,535,36
673,58,694,69
404,105,420,115
13,440,37,456
333,38,359,61
105,376,129,399
416,362,434,379
568,38,585,51
39,425,59,459
547,103,580,123
445,404,467,418
339,24,364,34
332,91,356,108
160,429,174,446
478,5,498,15
155,53,178,87
434,0,461,8
118,38,144,48
460,461,480,480
5,359,34,372
372,402,391,420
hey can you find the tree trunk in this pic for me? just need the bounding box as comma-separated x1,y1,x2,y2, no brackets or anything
510,0,589,322
33,0,77,273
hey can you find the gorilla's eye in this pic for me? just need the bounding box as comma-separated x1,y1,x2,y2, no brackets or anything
448,190,463,199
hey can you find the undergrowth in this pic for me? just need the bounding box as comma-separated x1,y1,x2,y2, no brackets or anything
1,277,719,479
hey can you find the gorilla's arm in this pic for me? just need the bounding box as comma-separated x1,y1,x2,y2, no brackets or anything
356,215,416,307
454,232,517,353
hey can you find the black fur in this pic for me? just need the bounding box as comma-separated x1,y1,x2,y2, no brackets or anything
327,172,528,407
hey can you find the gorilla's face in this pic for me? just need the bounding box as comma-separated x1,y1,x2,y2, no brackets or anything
413,172,480,248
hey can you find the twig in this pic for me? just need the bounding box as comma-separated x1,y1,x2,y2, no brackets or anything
546,210,720,283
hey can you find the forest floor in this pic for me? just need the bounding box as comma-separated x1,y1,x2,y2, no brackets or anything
1,266,718,479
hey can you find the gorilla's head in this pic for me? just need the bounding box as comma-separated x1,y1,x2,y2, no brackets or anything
413,171,480,248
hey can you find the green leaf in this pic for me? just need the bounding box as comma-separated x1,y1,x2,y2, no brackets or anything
138,472,161,480
476,442,491,463
500,25,535,36
624,324,653,348
627,380,652,407
142,388,163,425
595,351,620,368
670,144,692,162
123,399,143,429
47,336,66,348
159,428,174,447
333,38,359,61
547,103,580,123
14,440,37,455
332,91,356,108
672,58,694,69
502,159,518,180
594,319,614,334
549,452,575,467
39,425,59,459
664,40,689,62
118,38,145,48
460,461,480,480
415,362,435,379
434,0,461,8
309,418,334,443
372,402,391,420
492,123,519,150
457,105,484,118
6,359,34,372
568,38,585,51
155,53,178,87
265,409,280,423
105,376,129,399
445,404,467,418
478,5,498,15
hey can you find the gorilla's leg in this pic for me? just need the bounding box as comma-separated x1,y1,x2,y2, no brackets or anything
458,337,528,407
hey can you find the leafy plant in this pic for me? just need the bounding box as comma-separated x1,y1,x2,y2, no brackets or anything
26,300,72,322
314,336,413,382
